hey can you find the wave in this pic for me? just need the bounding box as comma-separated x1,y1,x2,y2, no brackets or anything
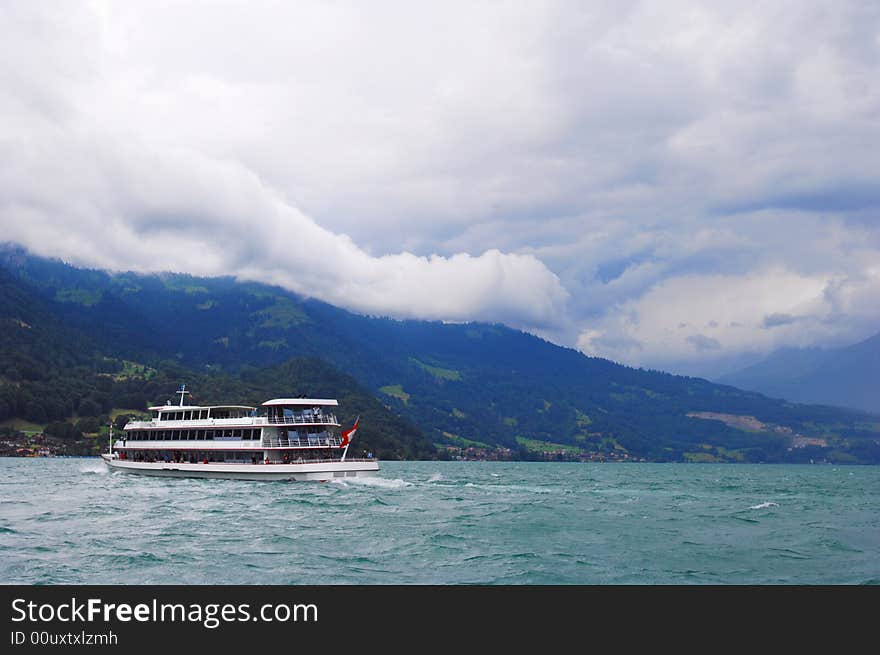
748,501,779,510
464,482,554,494
332,476,412,489
79,462,108,475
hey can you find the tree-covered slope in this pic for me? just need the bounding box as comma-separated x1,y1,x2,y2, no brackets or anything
0,260,433,459
2,245,878,463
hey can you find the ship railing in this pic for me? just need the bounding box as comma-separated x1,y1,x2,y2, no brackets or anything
266,413,338,425
125,414,339,429
261,433,342,448
265,457,375,464
125,417,263,429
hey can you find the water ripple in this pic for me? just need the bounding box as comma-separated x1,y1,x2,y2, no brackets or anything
0,459,878,584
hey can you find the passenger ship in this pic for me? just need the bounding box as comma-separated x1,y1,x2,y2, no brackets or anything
100,385,378,481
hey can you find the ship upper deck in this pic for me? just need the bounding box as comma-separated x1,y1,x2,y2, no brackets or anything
126,387,341,431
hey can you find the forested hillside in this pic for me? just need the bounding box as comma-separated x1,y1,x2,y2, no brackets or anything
2,245,879,463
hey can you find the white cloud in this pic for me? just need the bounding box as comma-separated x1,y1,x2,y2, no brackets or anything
577,264,880,376
0,131,568,329
1,1,878,374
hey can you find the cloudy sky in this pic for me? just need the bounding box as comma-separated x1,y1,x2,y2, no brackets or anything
1,1,878,377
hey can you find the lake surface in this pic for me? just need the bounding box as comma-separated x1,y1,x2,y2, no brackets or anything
1,458,878,584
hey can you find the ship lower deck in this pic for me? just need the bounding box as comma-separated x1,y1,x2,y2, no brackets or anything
100,454,379,481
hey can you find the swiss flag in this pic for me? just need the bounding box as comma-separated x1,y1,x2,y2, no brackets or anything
340,417,359,447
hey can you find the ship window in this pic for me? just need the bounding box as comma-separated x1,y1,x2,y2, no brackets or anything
233,429,241,438
204,430,214,440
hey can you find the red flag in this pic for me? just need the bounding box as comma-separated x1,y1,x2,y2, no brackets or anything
340,417,359,447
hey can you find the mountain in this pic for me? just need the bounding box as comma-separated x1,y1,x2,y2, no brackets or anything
2,244,879,463
718,333,880,415
0,263,433,460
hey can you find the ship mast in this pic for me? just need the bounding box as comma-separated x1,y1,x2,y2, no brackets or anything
176,384,191,407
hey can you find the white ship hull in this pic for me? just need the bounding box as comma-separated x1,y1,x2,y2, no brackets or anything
101,454,379,481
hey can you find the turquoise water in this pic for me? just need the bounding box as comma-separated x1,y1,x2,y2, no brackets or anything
1,458,878,584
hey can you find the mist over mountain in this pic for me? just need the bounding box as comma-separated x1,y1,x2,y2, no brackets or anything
2,245,879,463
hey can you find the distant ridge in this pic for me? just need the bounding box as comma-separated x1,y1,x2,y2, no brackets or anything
2,243,879,463
718,332,880,415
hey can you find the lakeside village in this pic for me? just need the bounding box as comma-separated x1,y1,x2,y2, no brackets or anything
0,431,105,458
0,419,111,458
0,411,834,464
0,421,644,463
436,444,647,463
